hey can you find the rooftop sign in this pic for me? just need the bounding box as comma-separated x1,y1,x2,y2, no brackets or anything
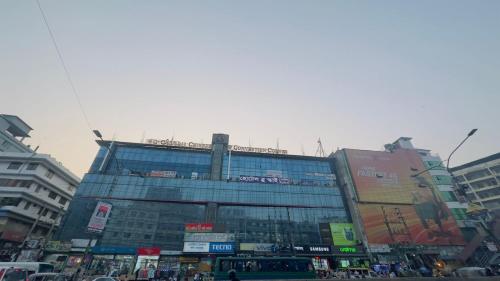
145,139,287,155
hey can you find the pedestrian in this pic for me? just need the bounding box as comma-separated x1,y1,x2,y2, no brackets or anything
228,270,239,281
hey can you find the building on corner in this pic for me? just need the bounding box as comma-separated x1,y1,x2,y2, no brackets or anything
57,134,367,277
0,114,80,260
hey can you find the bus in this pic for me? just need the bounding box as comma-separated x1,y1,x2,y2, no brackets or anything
0,263,54,275
214,257,315,280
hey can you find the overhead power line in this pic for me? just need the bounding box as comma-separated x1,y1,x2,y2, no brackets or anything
35,0,93,132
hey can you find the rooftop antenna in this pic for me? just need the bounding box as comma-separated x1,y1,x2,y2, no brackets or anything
276,138,280,150
315,138,325,157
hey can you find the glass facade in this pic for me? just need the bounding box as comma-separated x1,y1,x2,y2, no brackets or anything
58,138,349,251
222,153,336,187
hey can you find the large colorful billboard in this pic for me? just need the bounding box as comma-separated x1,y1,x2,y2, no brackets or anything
330,223,356,246
344,149,464,245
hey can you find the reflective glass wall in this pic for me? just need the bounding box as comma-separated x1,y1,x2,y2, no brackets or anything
59,141,350,250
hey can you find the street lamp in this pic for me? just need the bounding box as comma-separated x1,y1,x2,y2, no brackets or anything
412,129,478,178
93,130,103,141
446,129,478,173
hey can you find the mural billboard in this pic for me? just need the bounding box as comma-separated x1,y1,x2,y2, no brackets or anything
344,149,464,245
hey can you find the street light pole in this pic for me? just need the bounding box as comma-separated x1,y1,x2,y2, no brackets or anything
412,129,478,178
446,129,478,173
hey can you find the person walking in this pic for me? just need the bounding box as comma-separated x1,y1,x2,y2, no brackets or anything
228,270,239,281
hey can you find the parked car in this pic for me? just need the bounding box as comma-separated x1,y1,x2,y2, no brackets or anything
0,268,30,281
91,276,119,281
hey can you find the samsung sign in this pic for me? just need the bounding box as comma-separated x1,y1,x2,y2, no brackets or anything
293,245,331,254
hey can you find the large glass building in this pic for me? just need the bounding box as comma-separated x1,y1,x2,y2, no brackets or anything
56,134,362,277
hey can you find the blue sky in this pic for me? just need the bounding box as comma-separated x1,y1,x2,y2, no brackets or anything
1,0,499,176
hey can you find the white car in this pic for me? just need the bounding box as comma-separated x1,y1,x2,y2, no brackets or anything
29,273,70,281
91,276,120,281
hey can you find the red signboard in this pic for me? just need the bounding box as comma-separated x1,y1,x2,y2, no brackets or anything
137,247,161,256
185,223,213,232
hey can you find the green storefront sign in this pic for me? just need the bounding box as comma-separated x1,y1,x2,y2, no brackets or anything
339,247,357,253
330,223,356,246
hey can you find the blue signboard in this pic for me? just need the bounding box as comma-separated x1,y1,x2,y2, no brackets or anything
209,242,234,253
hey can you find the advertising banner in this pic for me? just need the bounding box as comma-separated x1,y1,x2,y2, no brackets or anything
185,223,213,232
45,241,72,252
92,246,136,255
137,247,161,256
345,149,435,204
239,243,275,252
368,244,391,253
183,242,210,253
331,245,364,255
87,202,112,233
330,223,356,246
150,170,177,178
344,149,465,245
71,239,97,248
184,233,235,242
209,242,235,253
293,245,331,254
358,203,464,245
239,175,290,185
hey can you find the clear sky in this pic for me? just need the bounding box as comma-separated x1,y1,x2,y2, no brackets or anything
1,0,499,177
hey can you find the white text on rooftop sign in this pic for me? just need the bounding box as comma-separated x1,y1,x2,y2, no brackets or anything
145,139,287,155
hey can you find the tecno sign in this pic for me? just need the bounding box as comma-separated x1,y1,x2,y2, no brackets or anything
209,242,234,253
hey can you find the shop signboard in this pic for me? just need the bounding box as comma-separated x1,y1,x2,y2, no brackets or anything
185,223,213,232
293,245,331,254
183,242,210,253
45,241,72,252
209,242,234,253
368,244,391,253
150,170,177,178
239,243,274,252
92,246,136,255
160,250,182,255
331,245,365,255
137,247,161,256
71,239,97,248
330,223,356,246
344,149,465,245
239,175,290,185
179,257,200,263
87,202,112,233
184,233,235,242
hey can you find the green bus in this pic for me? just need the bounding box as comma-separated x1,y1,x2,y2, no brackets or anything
214,257,315,280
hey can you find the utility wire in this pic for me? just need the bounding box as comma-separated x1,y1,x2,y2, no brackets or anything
36,0,93,132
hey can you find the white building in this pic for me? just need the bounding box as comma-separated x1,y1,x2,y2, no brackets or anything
451,153,500,214
0,114,34,153
0,114,80,257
